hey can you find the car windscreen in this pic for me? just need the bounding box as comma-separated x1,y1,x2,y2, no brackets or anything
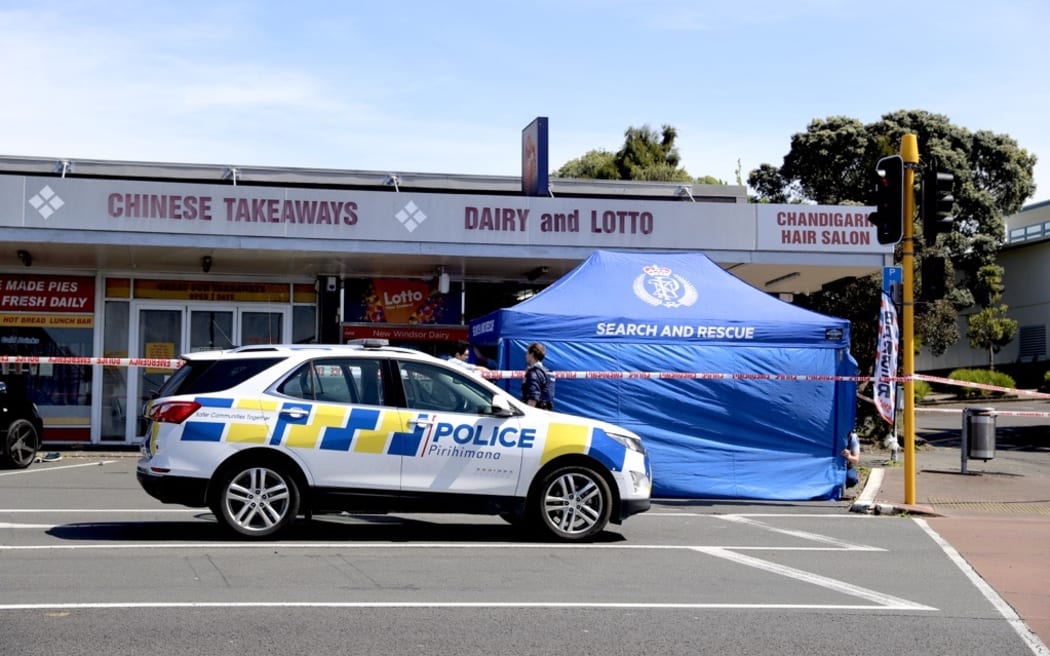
157,357,287,396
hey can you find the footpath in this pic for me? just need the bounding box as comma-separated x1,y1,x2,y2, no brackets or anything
853,440,1050,653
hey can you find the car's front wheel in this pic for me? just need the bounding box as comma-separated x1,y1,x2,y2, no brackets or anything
211,463,300,538
1,418,40,469
531,464,612,541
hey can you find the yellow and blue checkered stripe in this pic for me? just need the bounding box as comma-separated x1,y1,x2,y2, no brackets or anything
180,397,628,468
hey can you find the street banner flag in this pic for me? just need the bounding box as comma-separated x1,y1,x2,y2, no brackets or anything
874,292,899,424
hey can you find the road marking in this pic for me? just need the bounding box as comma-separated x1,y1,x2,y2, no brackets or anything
0,513,937,613
0,601,927,611
713,514,883,551
0,461,118,476
694,546,934,611
916,518,1050,656
0,509,197,513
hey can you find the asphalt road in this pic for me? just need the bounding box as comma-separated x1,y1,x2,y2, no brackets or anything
0,458,1043,656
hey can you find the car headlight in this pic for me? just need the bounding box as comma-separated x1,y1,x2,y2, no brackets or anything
606,431,646,454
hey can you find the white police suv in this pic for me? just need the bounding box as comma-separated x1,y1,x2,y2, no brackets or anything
137,341,652,541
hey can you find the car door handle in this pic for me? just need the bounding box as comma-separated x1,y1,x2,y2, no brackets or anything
281,408,309,420
409,415,437,427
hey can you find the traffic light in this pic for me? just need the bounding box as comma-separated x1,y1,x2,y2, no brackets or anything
869,155,904,245
921,159,955,244
921,255,947,301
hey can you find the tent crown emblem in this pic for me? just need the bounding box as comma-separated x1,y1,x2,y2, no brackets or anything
643,264,671,276
633,264,698,308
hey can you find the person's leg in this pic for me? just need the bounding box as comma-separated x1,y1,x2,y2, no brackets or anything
845,467,859,489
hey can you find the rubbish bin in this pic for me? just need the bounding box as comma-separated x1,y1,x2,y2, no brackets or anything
964,407,996,461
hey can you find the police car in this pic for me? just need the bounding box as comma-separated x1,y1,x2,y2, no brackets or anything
136,341,652,541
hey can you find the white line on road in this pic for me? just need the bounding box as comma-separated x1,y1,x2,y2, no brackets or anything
694,546,935,611
713,514,883,551
0,514,937,615
0,601,930,611
0,509,197,513
0,461,118,476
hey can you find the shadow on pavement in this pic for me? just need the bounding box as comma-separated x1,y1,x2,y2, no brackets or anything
44,514,629,544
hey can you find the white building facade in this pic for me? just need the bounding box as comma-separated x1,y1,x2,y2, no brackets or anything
0,155,889,446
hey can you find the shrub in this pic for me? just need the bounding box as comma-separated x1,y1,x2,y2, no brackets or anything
913,379,930,401
947,368,1016,399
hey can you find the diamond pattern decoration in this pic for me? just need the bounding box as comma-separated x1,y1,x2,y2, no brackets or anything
395,201,427,233
28,185,65,219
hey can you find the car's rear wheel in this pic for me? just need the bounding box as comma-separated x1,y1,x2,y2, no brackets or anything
531,464,612,541
2,419,40,469
212,463,300,538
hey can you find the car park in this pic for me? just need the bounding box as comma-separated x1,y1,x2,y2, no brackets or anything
136,340,652,540
0,378,44,469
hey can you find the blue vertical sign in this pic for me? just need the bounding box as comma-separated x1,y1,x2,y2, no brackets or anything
882,266,902,304
521,117,549,197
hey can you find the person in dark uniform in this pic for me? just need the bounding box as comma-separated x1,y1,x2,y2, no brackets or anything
521,342,553,409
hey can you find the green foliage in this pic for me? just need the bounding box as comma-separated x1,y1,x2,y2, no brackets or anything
913,379,931,401
780,116,872,205
749,109,1037,365
916,298,960,357
695,175,727,185
553,124,723,184
554,149,617,179
747,164,791,203
947,368,1016,399
972,264,1006,308
966,304,1018,368
1043,370,1050,390
794,273,882,428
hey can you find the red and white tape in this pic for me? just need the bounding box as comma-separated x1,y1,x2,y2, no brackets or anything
4,355,1049,404
0,356,183,368
481,370,874,382
913,373,1050,400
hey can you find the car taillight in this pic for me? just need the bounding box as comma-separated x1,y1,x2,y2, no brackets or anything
149,401,201,424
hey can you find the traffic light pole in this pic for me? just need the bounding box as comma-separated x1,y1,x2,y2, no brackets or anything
900,134,918,505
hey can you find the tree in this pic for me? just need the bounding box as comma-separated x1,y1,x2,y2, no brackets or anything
749,110,1036,373
554,124,722,184
966,265,1018,368
967,305,1018,369
554,149,617,180
794,273,885,430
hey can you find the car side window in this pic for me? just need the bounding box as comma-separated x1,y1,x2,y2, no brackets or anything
397,361,494,414
277,358,385,406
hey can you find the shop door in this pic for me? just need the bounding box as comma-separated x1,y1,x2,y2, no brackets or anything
125,305,288,441
130,307,178,439
239,308,285,346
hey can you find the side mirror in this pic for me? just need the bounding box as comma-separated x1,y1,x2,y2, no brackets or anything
489,395,517,417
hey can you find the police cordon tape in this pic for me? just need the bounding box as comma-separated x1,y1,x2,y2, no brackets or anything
915,406,1050,417
5,355,1050,414
0,356,184,368
6,358,1050,394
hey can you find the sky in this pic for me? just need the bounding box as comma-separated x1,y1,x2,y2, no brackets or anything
2,0,1048,204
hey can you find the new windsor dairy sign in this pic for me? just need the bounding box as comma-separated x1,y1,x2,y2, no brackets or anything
0,175,890,255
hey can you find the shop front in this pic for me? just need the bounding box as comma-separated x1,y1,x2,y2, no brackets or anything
0,272,315,445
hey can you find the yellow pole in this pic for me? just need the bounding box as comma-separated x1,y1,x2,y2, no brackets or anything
900,134,918,505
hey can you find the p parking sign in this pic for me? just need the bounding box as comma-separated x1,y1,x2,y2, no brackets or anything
883,266,902,305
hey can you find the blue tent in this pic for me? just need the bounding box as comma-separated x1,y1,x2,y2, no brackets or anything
470,250,857,500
